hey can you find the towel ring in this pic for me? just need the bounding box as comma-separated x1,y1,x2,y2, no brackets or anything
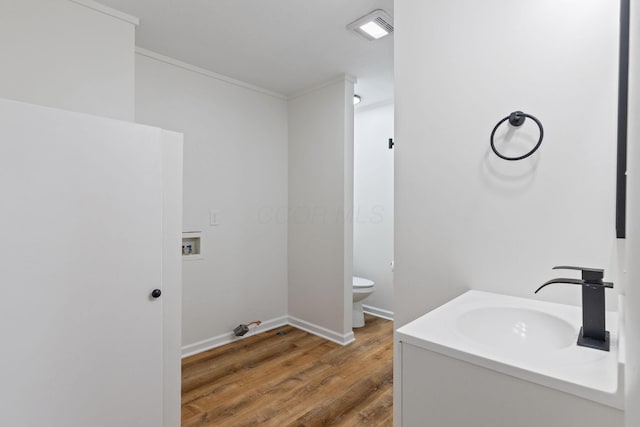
490,111,544,161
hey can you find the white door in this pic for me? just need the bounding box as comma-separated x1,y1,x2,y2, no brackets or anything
0,99,164,426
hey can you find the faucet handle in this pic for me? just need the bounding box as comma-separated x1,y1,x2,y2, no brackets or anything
552,266,604,282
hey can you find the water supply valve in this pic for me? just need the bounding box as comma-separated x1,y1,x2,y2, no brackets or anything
233,320,262,337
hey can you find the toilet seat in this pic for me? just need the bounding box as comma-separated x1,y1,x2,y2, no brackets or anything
353,276,374,288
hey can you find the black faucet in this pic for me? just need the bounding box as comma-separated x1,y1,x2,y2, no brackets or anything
535,266,614,351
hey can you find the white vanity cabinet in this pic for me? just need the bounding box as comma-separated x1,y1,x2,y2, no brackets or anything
395,291,624,427
398,342,623,427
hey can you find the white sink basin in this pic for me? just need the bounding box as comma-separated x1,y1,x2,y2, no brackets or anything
456,306,576,351
396,290,623,409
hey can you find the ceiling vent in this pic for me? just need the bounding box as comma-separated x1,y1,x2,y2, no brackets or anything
348,9,394,41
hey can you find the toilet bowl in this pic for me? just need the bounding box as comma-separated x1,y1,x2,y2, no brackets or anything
353,276,375,328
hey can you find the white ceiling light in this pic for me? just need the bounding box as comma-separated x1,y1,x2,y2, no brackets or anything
353,94,362,105
348,9,394,41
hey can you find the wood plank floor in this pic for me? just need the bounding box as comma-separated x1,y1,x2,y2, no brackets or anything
181,315,393,427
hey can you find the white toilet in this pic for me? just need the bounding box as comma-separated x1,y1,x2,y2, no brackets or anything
352,276,375,328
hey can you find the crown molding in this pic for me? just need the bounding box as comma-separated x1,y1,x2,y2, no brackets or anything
135,47,287,100
69,0,139,26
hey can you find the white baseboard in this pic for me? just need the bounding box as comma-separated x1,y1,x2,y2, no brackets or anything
181,315,288,358
288,316,355,346
363,305,394,321
182,315,356,358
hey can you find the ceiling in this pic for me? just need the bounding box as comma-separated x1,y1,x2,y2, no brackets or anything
98,0,394,107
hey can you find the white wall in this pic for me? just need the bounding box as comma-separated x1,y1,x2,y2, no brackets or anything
395,0,619,328
625,1,640,425
0,0,137,121
134,51,289,350
354,102,394,316
288,77,355,343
